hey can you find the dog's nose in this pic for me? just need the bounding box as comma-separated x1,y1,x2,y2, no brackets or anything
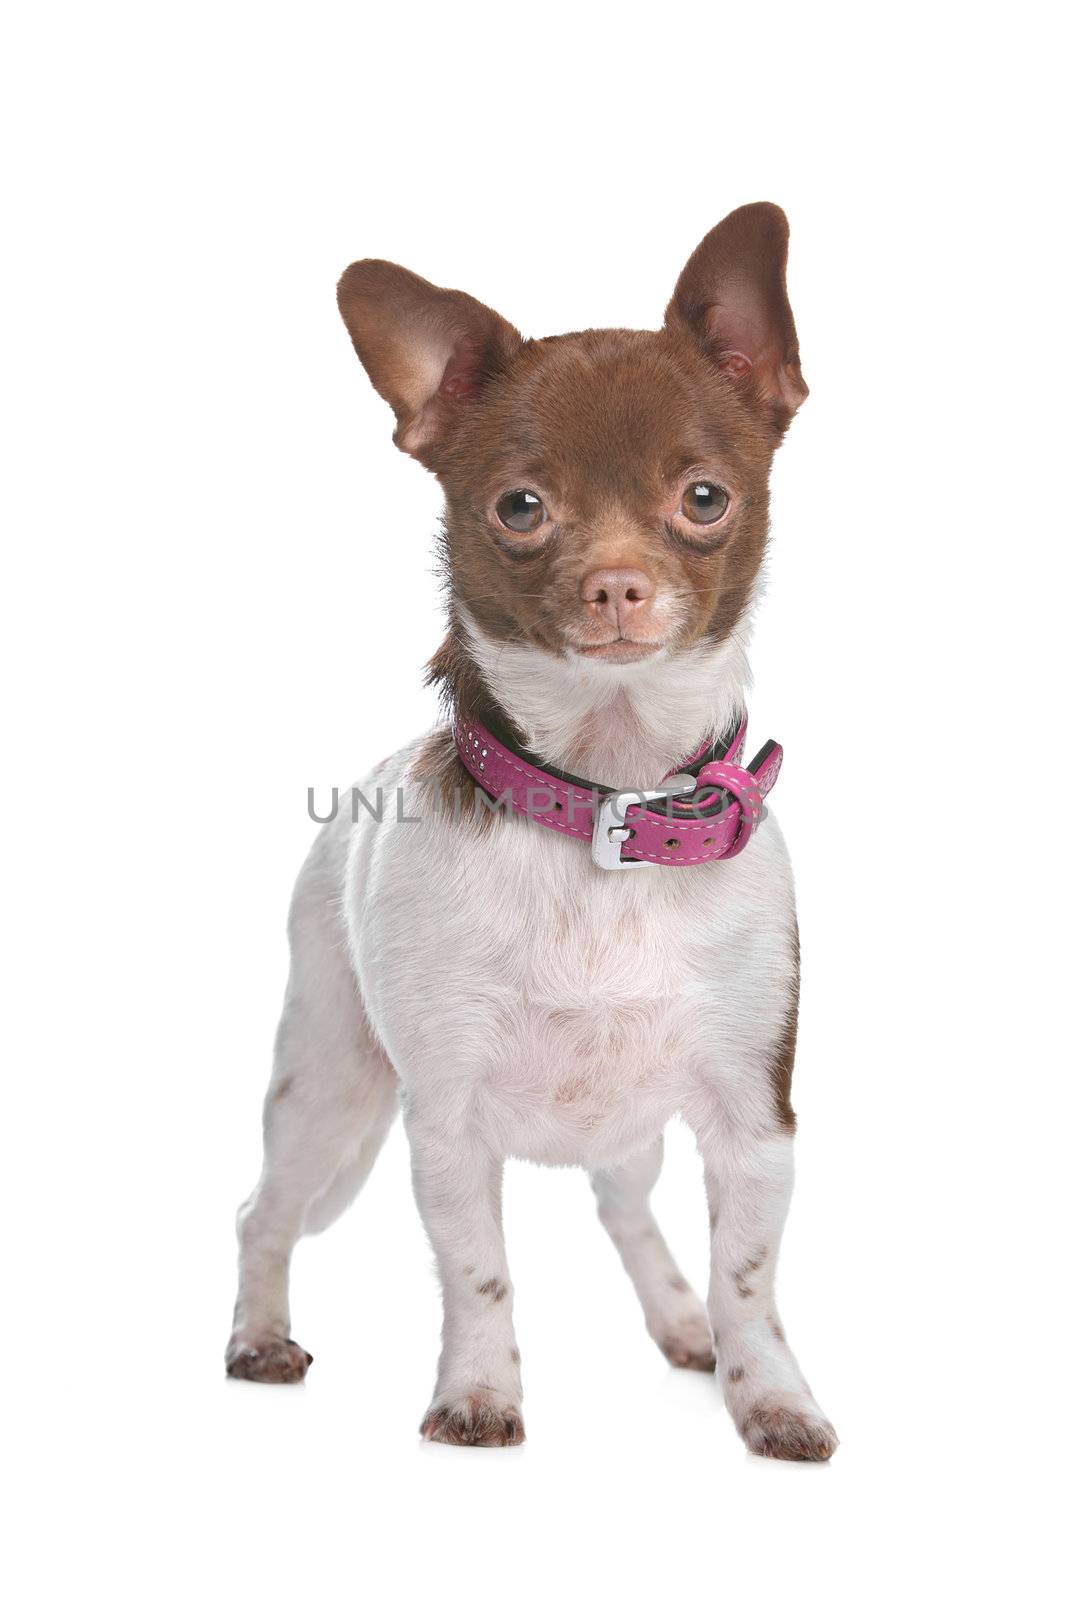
579,567,655,630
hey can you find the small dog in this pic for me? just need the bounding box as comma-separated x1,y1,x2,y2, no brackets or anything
226,202,838,1461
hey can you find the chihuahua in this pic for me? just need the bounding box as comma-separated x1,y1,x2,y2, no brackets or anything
226,203,837,1461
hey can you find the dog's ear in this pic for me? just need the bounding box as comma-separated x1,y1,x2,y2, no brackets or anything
336,261,523,467
665,202,807,433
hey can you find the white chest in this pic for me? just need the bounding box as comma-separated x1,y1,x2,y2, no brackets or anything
345,745,796,1166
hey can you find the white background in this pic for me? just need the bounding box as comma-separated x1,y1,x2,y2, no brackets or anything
3,3,1063,1595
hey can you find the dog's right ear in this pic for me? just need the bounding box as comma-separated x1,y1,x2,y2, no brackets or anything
336,261,523,469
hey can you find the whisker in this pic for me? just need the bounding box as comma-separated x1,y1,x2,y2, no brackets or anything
452,592,553,604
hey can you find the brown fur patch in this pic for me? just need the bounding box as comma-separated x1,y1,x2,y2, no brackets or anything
477,1278,508,1302
409,724,482,824
742,1403,838,1463
420,1398,525,1448
225,1337,313,1384
659,1333,717,1373
271,1076,293,1103
734,1248,768,1298
728,1365,745,1383
768,920,800,1134
424,631,501,733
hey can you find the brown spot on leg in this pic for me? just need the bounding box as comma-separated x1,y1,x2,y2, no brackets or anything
420,1397,525,1448
510,1347,520,1364
742,1403,838,1463
658,1323,717,1372
225,1337,313,1384
477,1277,508,1302
271,1076,293,1103
768,1317,785,1341
728,1365,745,1383
769,922,800,1134
734,1247,769,1298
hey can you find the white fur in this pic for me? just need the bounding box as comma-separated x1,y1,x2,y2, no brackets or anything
458,604,752,789
228,630,836,1455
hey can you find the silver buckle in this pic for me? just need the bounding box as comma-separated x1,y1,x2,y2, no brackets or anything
590,776,698,870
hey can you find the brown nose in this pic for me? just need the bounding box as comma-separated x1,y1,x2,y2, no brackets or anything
579,566,655,631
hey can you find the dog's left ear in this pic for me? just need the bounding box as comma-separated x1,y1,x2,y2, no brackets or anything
665,202,807,433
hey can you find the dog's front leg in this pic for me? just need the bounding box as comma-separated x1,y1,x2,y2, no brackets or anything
698,1126,838,1462
407,1104,524,1447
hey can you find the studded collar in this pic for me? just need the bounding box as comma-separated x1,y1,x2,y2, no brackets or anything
453,712,782,870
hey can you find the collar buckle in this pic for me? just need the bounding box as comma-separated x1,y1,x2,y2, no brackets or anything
590,776,698,871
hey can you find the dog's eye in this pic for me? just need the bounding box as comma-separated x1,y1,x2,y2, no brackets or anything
495,490,545,533
681,483,730,525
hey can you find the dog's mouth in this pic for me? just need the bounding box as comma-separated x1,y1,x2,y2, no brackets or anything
574,637,666,664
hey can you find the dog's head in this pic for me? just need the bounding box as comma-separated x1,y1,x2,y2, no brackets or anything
338,203,804,694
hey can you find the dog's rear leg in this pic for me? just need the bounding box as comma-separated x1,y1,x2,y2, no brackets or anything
592,1137,716,1371
226,832,397,1383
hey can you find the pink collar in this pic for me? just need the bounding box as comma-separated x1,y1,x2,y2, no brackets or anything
454,713,782,870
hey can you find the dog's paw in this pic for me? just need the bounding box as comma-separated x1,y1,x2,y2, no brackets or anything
225,1336,313,1384
655,1313,716,1372
741,1398,838,1462
420,1394,525,1447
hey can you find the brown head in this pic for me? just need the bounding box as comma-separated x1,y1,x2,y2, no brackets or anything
337,203,805,723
